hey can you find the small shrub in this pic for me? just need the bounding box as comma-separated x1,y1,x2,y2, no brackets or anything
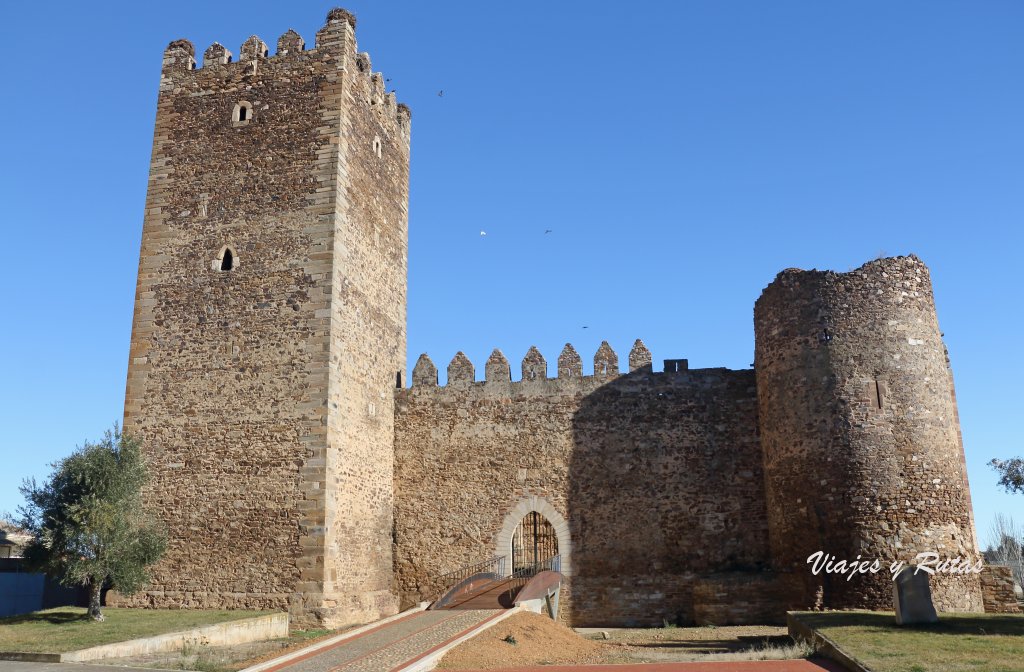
294,629,332,640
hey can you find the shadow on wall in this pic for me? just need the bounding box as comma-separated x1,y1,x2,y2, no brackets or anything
568,360,775,627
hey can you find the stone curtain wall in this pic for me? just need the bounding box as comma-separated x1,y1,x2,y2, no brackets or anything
980,565,1021,614
754,256,982,612
393,342,772,626
120,9,409,628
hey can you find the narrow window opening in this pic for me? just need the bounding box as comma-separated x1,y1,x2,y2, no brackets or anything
395,371,403,388
220,249,234,271
874,380,886,410
372,136,382,158
233,102,254,126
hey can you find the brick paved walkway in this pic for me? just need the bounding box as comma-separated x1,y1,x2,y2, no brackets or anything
260,609,503,672
460,660,847,671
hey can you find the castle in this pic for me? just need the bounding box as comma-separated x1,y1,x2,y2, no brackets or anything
119,9,987,627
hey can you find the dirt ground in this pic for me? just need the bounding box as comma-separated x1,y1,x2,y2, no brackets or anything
91,627,340,672
438,612,606,669
89,615,807,671
437,612,811,669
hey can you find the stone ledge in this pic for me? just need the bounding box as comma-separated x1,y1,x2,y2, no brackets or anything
0,612,288,663
787,611,870,672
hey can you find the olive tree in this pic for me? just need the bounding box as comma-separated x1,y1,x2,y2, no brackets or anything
18,425,166,621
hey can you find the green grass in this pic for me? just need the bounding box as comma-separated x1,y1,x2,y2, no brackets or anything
795,610,1024,672
0,607,274,653
290,628,332,640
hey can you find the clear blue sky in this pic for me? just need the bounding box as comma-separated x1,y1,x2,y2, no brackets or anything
1,1,1020,547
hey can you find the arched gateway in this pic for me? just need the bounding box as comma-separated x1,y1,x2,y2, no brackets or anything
494,496,572,577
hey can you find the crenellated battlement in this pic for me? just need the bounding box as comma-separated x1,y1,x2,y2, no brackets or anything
405,339,732,392
159,8,410,134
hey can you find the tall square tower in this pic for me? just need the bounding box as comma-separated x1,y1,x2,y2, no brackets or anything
120,8,409,627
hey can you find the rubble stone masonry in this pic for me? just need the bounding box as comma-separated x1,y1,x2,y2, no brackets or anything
980,565,1021,614
121,8,987,628
393,343,781,626
754,256,982,612
118,9,409,627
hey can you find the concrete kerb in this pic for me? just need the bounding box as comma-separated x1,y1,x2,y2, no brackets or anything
394,606,522,672
239,603,428,672
786,612,870,672
0,613,288,663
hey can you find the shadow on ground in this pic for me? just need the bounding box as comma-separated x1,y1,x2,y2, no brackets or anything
797,611,1024,636
0,611,90,626
618,635,794,652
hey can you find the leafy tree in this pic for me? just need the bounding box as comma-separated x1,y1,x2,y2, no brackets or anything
990,457,1024,495
18,425,166,621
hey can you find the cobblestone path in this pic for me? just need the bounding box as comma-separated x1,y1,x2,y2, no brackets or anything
262,609,502,672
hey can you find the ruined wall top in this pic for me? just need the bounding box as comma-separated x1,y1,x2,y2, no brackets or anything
757,255,930,304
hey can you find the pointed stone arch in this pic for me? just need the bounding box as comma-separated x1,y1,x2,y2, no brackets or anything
494,496,572,577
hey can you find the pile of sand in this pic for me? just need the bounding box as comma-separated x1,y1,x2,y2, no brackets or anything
437,611,607,669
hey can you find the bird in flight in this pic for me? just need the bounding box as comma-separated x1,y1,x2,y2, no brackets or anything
480,231,487,237
438,90,444,97
544,229,553,234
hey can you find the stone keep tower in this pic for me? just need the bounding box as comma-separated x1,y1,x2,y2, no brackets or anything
754,256,982,612
120,9,410,627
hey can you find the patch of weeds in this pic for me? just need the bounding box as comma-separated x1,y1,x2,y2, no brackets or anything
188,657,231,672
704,640,813,663
503,634,517,645
180,637,231,672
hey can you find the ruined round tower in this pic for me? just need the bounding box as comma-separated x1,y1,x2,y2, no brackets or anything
754,255,982,611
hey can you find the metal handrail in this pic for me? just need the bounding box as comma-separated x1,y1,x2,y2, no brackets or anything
501,554,560,603
423,554,507,602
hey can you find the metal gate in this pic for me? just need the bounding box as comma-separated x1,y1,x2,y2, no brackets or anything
511,511,558,572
